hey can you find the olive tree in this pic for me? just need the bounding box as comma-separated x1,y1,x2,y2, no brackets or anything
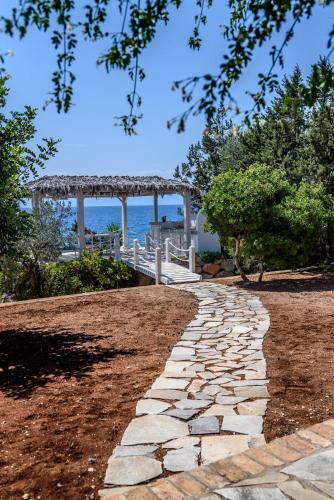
0,75,58,258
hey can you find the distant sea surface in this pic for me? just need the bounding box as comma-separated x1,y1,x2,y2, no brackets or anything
26,205,183,245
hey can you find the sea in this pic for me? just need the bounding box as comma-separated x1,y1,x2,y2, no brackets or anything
26,204,183,246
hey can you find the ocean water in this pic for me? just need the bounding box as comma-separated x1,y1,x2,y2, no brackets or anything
29,204,183,246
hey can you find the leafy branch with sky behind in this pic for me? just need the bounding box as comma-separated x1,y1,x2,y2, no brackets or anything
2,0,334,134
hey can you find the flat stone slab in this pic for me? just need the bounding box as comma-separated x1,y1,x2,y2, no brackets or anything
165,361,194,372
151,377,189,390
163,408,201,421
104,456,162,485
112,445,158,458
144,389,187,400
278,481,328,500
237,399,268,416
189,416,219,435
201,434,265,463
171,346,195,356
162,436,200,449
282,448,334,480
232,325,252,334
175,399,212,410
216,395,247,405
163,447,199,472
221,416,263,435
234,386,269,398
136,399,171,416
203,404,236,416
310,481,334,497
216,486,288,499
202,385,223,396
224,379,268,387
121,415,189,445
162,371,197,378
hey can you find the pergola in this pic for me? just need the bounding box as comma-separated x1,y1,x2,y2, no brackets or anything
26,175,195,251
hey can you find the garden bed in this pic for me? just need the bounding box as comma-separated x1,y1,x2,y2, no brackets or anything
217,270,334,441
0,285,197,499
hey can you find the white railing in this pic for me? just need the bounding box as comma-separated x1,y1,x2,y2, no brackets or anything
85,232,121,260
132,235,196,285
165,238,196,273
134,236,163,284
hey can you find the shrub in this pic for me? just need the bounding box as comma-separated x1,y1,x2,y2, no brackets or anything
203,163,334,281
198,251,231,263
42,251,131,297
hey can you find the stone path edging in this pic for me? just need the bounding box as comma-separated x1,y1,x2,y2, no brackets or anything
102,282,271,493
102,419,334,499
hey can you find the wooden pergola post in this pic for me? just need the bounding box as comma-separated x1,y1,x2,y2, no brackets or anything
77,191,85,253
32,192,41,211
153,191,159,223
183,191,191,248
121,195,128,249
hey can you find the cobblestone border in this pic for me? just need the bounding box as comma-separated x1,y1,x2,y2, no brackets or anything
101,282,271,492
100,419,334,499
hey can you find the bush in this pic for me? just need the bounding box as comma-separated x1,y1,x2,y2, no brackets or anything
42,251,131,297
198,250,231,263
203,163,334,281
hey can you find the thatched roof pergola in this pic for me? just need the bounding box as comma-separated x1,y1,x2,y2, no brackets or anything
27,175,194,251
26,175,194,198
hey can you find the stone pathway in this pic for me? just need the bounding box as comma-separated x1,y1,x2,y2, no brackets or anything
102,282,270,493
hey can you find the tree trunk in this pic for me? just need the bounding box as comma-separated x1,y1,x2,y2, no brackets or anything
234,235,249,281
258,262,264,282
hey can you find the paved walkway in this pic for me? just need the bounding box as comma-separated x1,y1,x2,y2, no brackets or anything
101,282,270,494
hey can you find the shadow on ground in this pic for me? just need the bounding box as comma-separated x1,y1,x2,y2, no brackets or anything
0,329,135,398
233,271,334,293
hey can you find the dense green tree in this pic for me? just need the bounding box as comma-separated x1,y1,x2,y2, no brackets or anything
178,61,334,200
303,59,334,193
241,66,308,183
174,109,244,205
2,1,334,133
0,76,58,258
203,163,334,281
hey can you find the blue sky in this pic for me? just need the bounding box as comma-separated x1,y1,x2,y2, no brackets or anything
3,1,334,206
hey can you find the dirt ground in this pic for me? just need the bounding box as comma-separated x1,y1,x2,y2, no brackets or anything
2,271,334,499
0,286,197,500
217,270,334,441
